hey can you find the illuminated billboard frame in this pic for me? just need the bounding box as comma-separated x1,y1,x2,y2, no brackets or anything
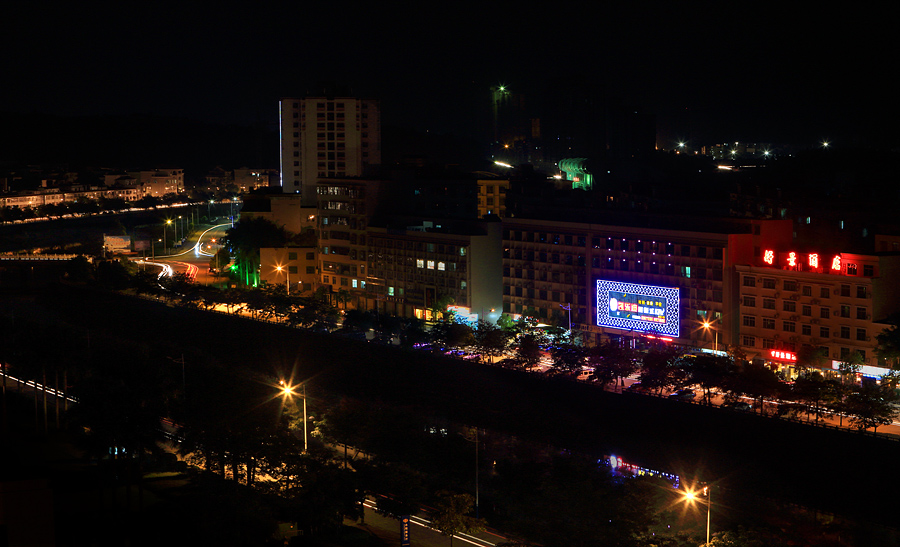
596,279,680,337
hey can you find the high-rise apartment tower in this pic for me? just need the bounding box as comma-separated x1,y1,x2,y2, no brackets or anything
279,94,381,204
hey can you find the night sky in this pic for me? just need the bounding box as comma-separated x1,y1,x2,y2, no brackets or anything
2,3,893,150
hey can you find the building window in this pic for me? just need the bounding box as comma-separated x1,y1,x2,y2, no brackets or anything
438,262,445,271
742,335,756,347
820,326,830,338
784,280,798,291
863,265,874,277
289,266,298,274
857,328,867,341
840,305,850,318
763,318,775,329
857,307,867,320
417,259,424,268
840,326,850,339
783,301,796,312
763,298,776,310
762,339,775,349
783,321,796,333
820,287,830,298
742,295,756,307
841,284,851,297
427,260,435,269
802,285,812,296
743,276,756,287
847,263,858,275
802,305,812,316
763,278,776,289
821,308,830,319
857,285,867,299
802,324,812,336
743,315,756,328
388,287,394,296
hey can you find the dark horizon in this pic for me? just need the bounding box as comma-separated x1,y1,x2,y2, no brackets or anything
2,4,894,152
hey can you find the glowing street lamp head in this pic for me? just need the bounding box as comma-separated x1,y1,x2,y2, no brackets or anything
702,321,711,329
279,379,295,397
678,142,685,148
683,490,697,502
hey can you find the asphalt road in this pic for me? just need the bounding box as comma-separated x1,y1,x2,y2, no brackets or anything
342,500,507,547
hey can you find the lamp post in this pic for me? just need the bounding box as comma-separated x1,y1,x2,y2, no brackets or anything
164,219,173,254
276,265,290,295
683,486,712,545
280,380,307,452
560,303,572,337
459,427,480,518
702,321,718,352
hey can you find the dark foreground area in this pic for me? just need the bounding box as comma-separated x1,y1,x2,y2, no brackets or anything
2,286,899,543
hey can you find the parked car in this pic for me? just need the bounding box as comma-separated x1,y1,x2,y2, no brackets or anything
668,389,696,401
625,383,651,394
724,401,752,411
776,403,806,417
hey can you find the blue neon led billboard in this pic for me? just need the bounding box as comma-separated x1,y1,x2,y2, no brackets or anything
596,279,680,337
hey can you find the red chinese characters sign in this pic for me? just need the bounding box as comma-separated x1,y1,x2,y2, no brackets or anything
769,350,796,362
759,249,843,274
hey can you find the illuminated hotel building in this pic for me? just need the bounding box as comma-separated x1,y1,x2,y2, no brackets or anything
502,217,793,348
279,95,381,205
736,249,900,375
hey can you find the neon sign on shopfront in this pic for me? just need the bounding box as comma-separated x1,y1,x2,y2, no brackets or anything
762,249,844,273
769,350,797,362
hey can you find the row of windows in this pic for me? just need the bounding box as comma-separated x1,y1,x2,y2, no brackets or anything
742,297,869,319
742,315,868,339
505,231,724,258
742,276,869,298
371,240,467,256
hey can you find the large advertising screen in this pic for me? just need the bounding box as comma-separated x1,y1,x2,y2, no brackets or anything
596,279,680,337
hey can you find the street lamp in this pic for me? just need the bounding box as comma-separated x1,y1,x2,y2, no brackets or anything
702,321,718,352
560,303,572,337
682,486,711,545
276,264,290,295
164,219,173,253
280,380,308,452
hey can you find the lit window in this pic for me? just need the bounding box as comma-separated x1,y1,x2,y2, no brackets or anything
417,259,424,268
388,287,394,296
427,260,435,269
438,262,445,271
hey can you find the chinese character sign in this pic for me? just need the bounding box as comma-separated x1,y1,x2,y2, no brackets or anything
787,251,797,267
763,249,774,265
831,255,842,271
808,253,819,268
